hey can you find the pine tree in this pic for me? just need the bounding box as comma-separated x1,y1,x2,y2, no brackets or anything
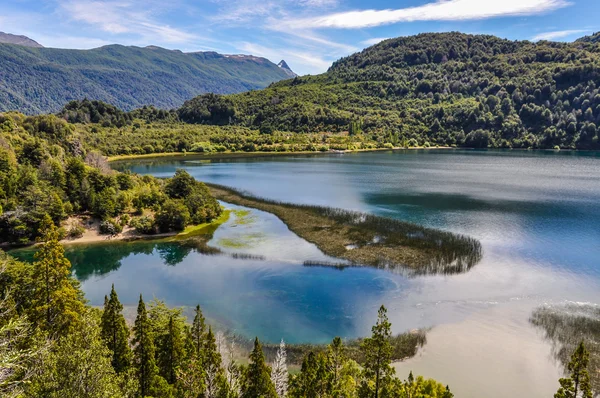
157,315,185,384
100,284,132,373
132,294,158,397
328,336,346,394
270,339,288,398
190,304,206,360
359,305,395,398
555,341,593,398
289,351,330,398
241,337,277,398
204,326,224,398
31,215,84,337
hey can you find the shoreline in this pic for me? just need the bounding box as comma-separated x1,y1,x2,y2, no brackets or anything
106,146,597,163
107,146,453,162
7,210,232,251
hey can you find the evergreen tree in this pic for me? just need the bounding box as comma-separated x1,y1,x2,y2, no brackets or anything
31,215,84,337
157,315,185,384
328,336,345,388
359,305,395,398
132,294,158,397
555,341,593,398
27,311,126,398
241,337,277,398
270,339,288,398
190,304,206,359
203,327,224,398
100,284,132,374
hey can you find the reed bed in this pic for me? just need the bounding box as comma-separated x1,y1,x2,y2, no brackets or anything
207,183,482,274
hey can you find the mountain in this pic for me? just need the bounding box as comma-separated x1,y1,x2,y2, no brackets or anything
182,32,600,149
0,32,43,48
277,60,297,77
0,43,293,114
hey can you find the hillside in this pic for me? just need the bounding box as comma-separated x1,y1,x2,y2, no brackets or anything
181,32,600,150
577,32,600,44
0,32,43,47
0,43,293,114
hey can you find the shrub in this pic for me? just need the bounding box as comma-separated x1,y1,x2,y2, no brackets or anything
67,224,85,239
130,216,156,234
99,219,123,236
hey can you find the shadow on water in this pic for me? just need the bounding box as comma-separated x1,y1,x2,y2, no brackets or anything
364,191,598,217
530,304,600,396
10,237,252,281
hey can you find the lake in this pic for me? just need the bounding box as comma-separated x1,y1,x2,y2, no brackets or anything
23,149,600,397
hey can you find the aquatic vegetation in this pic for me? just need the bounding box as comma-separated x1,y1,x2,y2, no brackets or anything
231,209,257,226
530,304,600,395
175,209,231,238
207,184,482,274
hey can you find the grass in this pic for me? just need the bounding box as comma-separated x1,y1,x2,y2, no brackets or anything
530,304,600,394
175,209,232,238
258,329,428,366
207,184,482,274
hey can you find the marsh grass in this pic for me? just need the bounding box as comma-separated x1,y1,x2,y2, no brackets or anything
530,304,600,395
207,183,482,274
256,329,427,366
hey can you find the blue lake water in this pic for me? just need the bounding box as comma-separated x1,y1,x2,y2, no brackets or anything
20,149,600,397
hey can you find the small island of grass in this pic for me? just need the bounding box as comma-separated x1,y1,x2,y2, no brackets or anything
207,184,482,274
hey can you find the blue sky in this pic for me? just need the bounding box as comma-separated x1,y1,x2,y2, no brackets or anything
0,0,598,75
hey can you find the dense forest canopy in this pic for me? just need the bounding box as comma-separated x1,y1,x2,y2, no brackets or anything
0,111,221,244
0,43,291,114
190,32,600,150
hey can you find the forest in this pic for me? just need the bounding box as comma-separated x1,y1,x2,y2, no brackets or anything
0,232,594,397
0,43,291,114
0,111,221,244
31,32,600,154
185,32,600,150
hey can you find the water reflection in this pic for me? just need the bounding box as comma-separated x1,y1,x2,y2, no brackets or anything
530,304,600,395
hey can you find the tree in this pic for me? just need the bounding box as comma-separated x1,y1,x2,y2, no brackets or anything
270,339,288,398
288,351,329,398
241,337,277,398
0,288,39,398
328,336,347,394
156,315,185,384
27,311,127,398
132,295,158,397
359,305,395,398
155,199,190,232
176,357,205,398
555,341,593,398
31,216,84,337
100,284,132,374
190,304,206,360
203,327,225,398
165,170,197,199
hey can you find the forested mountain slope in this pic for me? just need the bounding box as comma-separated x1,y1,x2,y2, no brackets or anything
184,32,600,149
0,43,292,114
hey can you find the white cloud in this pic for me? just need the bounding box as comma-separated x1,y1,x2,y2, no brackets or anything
531,29,589,41
237,41,332,72
288,0,571,29
61,0,196,43
360,37,390,46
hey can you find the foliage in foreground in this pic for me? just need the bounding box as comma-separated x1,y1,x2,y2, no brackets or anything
0,228,454,397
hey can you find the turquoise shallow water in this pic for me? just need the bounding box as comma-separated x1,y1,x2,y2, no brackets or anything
16,149,600,397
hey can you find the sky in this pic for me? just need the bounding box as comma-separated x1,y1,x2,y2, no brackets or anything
0,0,598,75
